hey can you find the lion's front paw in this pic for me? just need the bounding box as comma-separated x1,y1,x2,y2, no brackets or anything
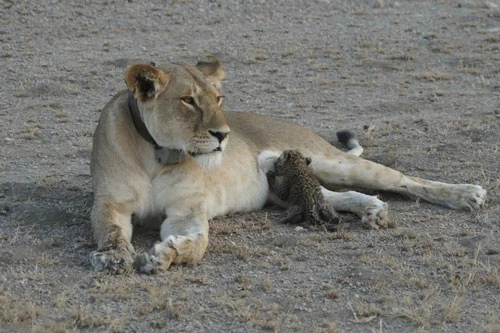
89,247,135,274
456,185,487,211
361,199,389,230
135,242,175,274
135,251,163,275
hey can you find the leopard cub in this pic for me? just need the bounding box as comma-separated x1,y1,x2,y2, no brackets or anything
267,150,339,229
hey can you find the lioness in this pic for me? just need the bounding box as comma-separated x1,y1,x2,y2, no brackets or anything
89,55,486,274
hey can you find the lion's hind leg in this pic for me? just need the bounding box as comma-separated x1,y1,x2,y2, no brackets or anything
321,188,389,229
310,154,486,211
401,179,486,211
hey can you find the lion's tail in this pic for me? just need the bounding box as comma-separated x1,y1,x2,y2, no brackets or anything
336,130,363,157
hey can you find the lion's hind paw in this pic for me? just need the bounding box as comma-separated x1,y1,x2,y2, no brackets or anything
457,185,486,211
361,199,389,230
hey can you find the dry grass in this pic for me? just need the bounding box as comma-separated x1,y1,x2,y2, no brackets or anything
185,274,213,286
441,296,463,323
210,241,267,260
408,276,430,289
18,124,41,140
485,34,500,43
89,277,140,302
211,297,295,331
356,302,383,318
327,229,356,241
0,296,40,324
389,54,415,61
446,249,481,295
55,111,70,123
268,256,291,270
358,254,401,269
326,289,340,299
392,306,432,329
137,281,187,318
411,71,454,81
69,306,109,329
481,310,500,333
482,266,500,287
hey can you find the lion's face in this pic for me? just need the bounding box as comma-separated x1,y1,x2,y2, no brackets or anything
125,56,230,159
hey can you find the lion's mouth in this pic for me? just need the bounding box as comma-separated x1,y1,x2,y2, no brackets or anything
188,146,222,157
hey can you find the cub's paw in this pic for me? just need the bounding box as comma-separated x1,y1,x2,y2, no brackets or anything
89,247,135,274
455,185,486,211
361,199,389,230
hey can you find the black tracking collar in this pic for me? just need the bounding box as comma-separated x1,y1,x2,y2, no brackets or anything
127,92,186,165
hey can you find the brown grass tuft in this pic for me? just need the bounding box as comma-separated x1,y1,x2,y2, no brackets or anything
356,302,383,317
482,266,500,287
327,229,355,241
326,289,340,299
211,241,267,260
485,34,500,43
411,71,454,81
0,296,40,324
69,306,111,329
392,307,431,329
441,296,463,323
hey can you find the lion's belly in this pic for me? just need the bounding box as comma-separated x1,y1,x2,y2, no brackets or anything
138,153,269,220
205,163,269,218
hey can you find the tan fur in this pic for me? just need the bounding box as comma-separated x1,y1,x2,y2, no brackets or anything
89,56,487,274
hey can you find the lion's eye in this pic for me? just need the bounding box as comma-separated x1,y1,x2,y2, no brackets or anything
216,96,224,105
181,96,195,105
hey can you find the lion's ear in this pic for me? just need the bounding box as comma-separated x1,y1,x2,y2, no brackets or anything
196,55,225,88
125,63,170,102
305,157,312,166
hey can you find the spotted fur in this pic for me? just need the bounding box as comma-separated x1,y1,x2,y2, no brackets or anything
268,150,339,229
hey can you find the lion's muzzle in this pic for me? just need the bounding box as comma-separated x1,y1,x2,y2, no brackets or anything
209,130,230,144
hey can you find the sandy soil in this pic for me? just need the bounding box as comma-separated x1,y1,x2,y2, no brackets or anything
1,0,499,332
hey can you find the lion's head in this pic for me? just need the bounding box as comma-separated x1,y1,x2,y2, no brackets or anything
124,55,230,162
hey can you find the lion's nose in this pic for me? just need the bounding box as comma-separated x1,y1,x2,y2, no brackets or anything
209,130,230,143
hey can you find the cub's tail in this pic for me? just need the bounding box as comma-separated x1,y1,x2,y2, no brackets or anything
336,130,363,157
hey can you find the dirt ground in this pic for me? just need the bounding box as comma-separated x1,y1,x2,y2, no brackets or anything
1,0,499,332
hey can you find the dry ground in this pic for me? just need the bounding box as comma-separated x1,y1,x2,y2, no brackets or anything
1,0,499,332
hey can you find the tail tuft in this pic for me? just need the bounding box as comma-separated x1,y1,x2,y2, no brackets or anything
336,130,363,157
336,130,356,146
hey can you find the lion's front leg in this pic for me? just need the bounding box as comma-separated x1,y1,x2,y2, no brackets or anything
88,202,135,274
136,215,209,274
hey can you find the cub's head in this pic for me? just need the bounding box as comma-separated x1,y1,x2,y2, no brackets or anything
125,55,230,164
275,150,312,175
